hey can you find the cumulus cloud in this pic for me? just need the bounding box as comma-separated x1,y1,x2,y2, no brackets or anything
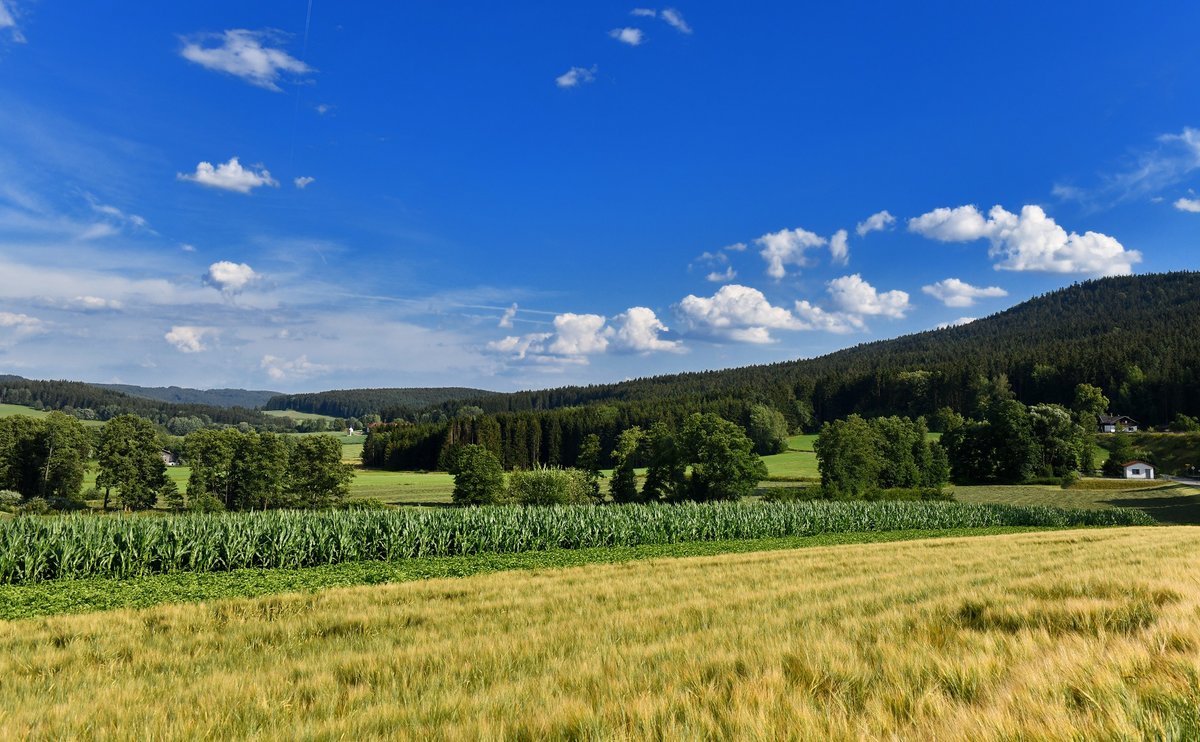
180,29,311,91
937,317,977,329
610,27,644,45
548,313,609,356
1174,197,1200,213
677,284,801,343
827,274,910,318
706,266,736,282
556,65,597,88
855,210,896,237
164,326,214,353
260,354,329,381
756,226,826,279
921,278,1007,307
178,157,279,194
293,176,315,189
498,303,518,328
792,301,864,334
829,229,849,265
909,204,1141,276
610,307,682,352
205,261,259,292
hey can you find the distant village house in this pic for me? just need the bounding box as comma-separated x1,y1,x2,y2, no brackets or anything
1098,414,1138,433
1123,460,1155,480
160,449,180,467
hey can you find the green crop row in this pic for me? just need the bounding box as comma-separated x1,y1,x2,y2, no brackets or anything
0,501,1153,585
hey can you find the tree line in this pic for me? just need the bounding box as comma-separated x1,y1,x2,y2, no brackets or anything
0,412,353,513
449,413,767,506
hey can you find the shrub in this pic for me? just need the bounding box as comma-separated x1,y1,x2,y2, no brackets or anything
451,444,506,505
508,466,591,506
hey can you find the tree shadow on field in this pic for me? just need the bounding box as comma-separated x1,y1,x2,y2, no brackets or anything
1106,490,1200,525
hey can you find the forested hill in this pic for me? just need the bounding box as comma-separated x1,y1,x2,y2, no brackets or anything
264,387,496,419
95,384,281,409
0,376,288,430
431,271,1200,428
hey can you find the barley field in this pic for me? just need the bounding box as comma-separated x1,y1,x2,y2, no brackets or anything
0,527,1197,739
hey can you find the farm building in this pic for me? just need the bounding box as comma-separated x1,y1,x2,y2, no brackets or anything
1123,460,1155,479
1098,414,1138,433
160,449,180,467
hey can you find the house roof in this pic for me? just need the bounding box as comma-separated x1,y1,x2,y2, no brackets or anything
1123,460,1153,467
1098,414,1137,424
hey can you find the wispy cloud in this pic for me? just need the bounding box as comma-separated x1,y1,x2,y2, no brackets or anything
829,229,850,265
293,176,315,190
1053,127,1200,208
178,157,279,194
180,29,311,91
498,302,518,328
0,0,24,43
660,8,693,34
556,65,597,88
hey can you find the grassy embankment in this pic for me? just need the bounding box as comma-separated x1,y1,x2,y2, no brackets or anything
2,527,1198,739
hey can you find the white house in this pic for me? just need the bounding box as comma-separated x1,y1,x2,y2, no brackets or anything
1123,460,1155,480
1098,414,1138,433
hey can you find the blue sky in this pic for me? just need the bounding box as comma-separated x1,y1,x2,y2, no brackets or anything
0,2,1198,392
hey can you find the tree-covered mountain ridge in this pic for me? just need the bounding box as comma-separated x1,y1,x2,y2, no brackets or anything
448,271,1200,427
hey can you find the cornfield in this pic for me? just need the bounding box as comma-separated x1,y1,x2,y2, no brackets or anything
0,501,1153,584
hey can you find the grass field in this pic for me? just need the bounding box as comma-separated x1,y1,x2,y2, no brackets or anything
760,433,819,479
954,480,1200,525
264,409,339,423
2,527,1197,739
0,403,104,428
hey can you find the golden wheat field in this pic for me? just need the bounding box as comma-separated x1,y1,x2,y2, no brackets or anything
2,528,1199,740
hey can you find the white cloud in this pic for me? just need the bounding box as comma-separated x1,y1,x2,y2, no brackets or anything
487,333,552,360
631,8,657,17
260,354,329,381
0,311,41,333
180,243,197,253
0,1,24,43
180,29,311,91
792,301,864,334
677,284,801,343
498,303,518,328
855,210,896,237
921,278,1007,307
660,8,692,34
937,317,977,329
610,307,682,353
293,176,315,189
71,296,123,311
314,103,332,115
205,261,259,292
908,205,990,242
723,241,747,252
556,65,597,88
1174,197,1200,213
756,226,826,279
610,27,645,46
549,313,609,356
909,204,1141,276
86,196,149,230
179,157,279,194
164,326,215,353
827,274,910,318
829,229,849,265
706,266,736,282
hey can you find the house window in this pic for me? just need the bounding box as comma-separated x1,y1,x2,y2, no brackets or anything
1131,468,1141,475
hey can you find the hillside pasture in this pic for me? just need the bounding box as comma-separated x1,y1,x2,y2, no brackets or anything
953,480,1200,525
1,528,1198,739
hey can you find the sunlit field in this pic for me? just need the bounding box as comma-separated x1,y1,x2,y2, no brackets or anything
2,528,1197,739
953,481,1200,525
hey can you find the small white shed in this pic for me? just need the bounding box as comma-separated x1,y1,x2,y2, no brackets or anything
1123,460,1155,480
